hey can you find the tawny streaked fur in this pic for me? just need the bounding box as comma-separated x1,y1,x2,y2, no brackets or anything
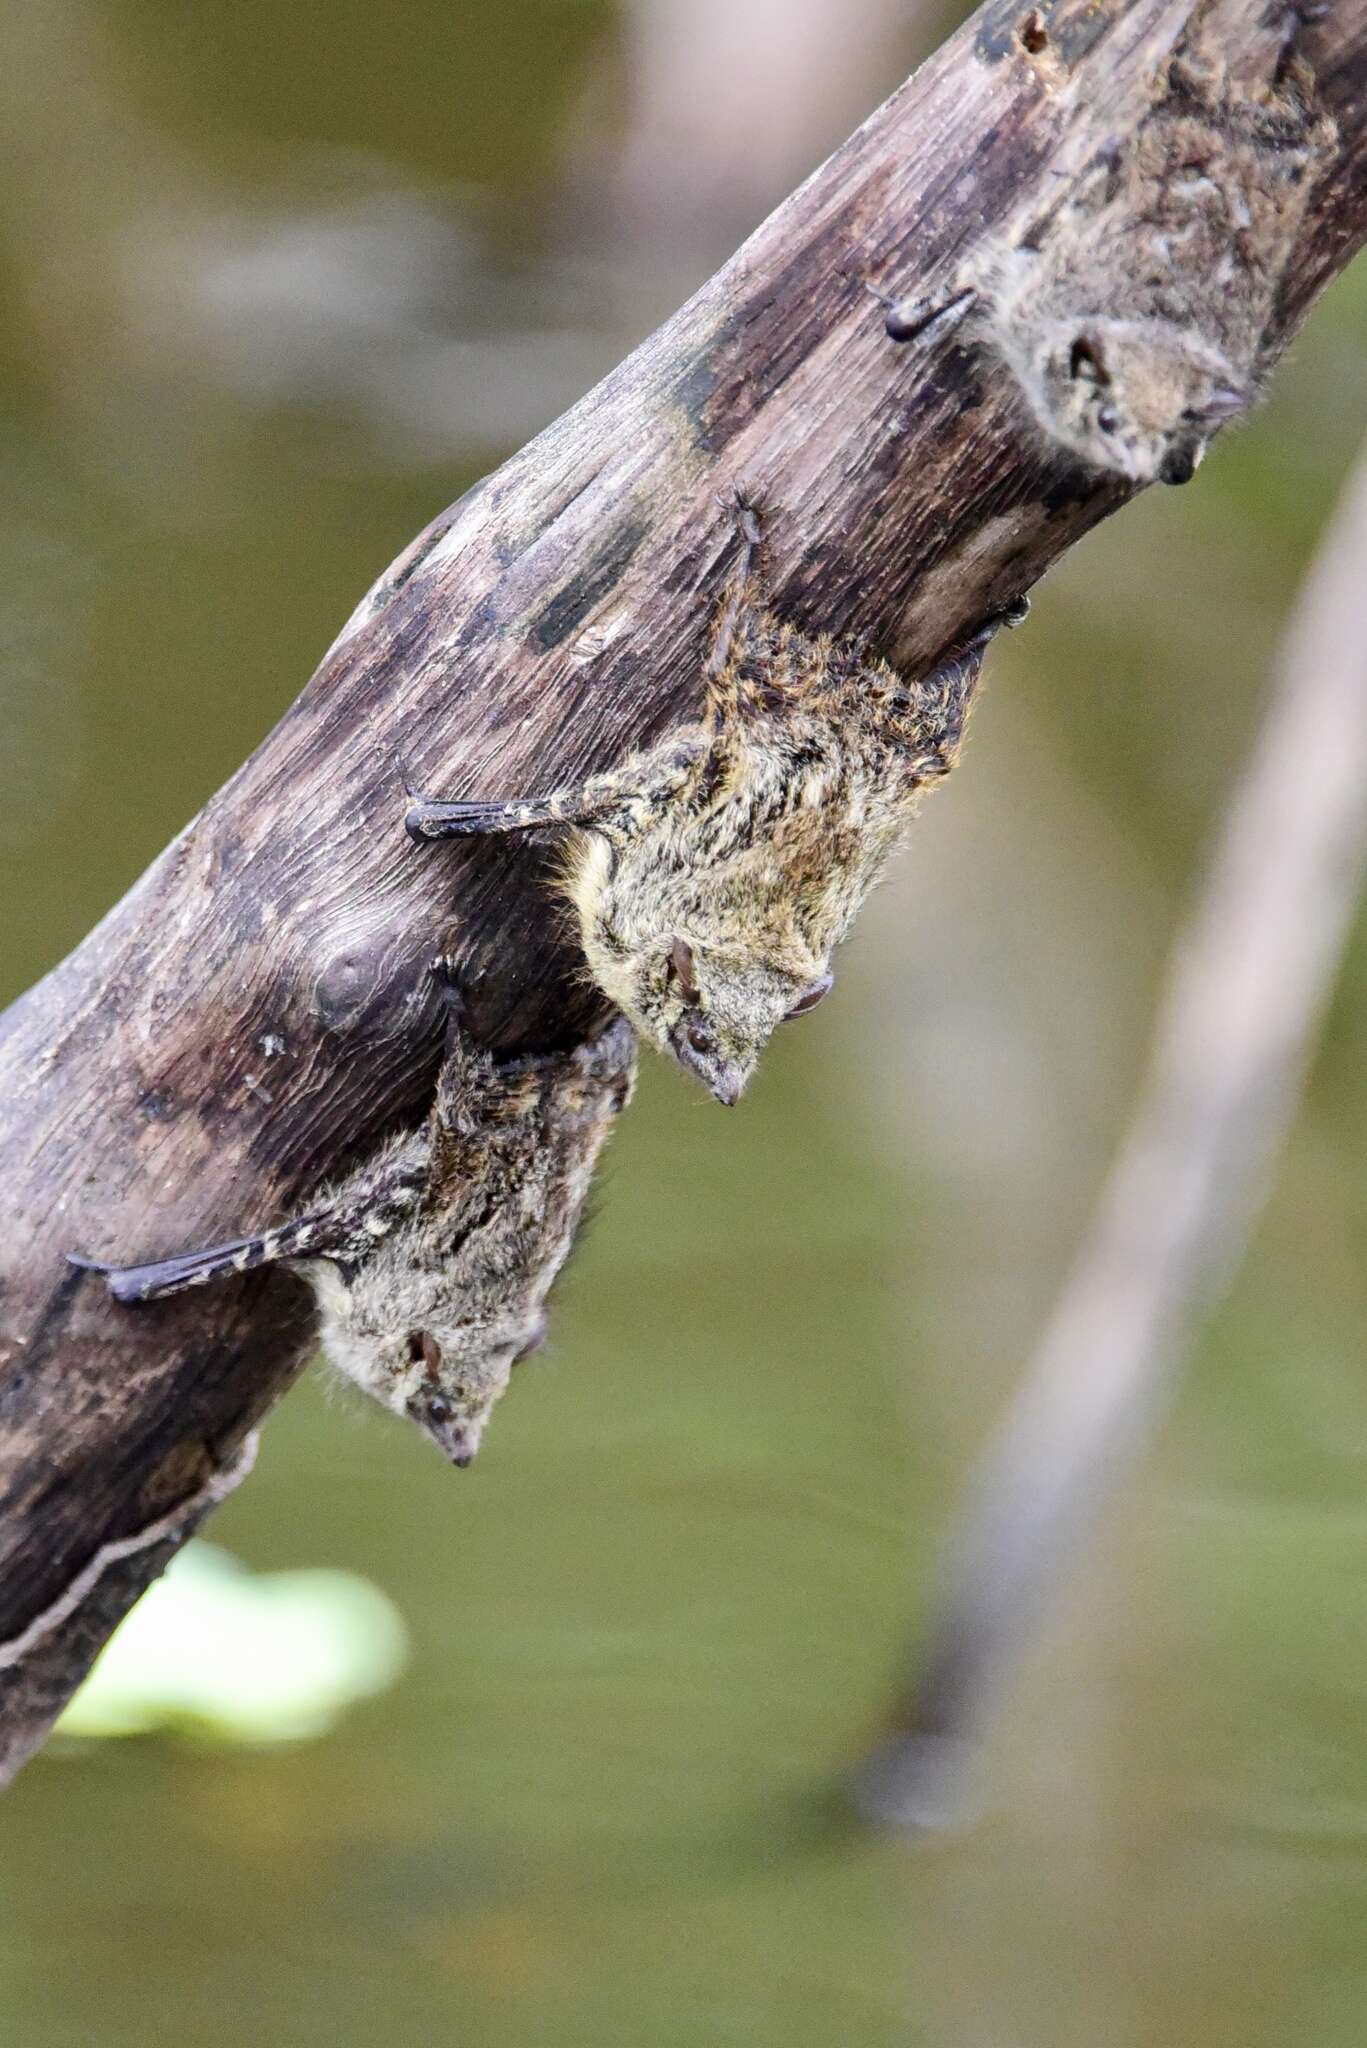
73,968,635,1466
407,507,1024,1104
882,9,1336,486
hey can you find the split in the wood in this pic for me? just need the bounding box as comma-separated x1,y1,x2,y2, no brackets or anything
407,498,1027,1107
0,1432,260,1675
71,961,636,1468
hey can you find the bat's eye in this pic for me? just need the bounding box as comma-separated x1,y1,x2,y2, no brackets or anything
1096,405,1121,434
1186,385,1244,426
426,1395,453,1428
784,973,834,1020
686,1019,715,1055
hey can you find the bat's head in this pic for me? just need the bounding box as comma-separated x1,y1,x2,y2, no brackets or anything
306,1265,549,1467
400,1317,548,1465
301,1015,635,1458
659,940,833,1105
567,803,857,1105
1033,319,1245,485
584,918,832,1106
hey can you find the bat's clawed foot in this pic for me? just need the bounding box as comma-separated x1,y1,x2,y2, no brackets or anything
923,597,1030,694
404,792,443,842
714,487,763,583
719,485,763,552
404,792,482,842
982,595,1031,639
428,954,468,1021
867,278,977,346
938,598,1032,669
67,1250,164,1308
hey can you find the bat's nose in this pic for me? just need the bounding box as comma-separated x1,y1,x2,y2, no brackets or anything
708,1066,744,1108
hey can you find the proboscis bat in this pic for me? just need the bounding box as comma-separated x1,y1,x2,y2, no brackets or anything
877,10,1336,485
405,500,1025,1106
70,964,636,1466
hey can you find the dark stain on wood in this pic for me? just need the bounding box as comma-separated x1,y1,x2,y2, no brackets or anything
528,511,652,651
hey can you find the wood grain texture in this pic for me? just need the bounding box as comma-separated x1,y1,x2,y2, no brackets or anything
0,0,1363,1782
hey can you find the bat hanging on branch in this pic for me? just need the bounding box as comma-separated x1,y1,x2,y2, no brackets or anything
72,962,637,1470
0,0,1361,1785
406,498,1027,1106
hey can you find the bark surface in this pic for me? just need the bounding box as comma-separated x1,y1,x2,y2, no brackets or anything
1,0,1363,1781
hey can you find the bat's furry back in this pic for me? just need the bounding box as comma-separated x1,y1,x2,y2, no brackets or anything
884,8,1336,486
304,1013,636,1461
558,599,995,1101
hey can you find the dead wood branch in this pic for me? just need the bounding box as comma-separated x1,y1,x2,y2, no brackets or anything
858,433,1367,1830
0,0,1364,1782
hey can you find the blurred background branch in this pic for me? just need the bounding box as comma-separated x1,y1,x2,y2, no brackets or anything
859,433,1367,1829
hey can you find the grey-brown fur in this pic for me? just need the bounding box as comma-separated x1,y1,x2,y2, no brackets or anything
882,8,1337,485
72,968,636,1465
406,504,1024,1104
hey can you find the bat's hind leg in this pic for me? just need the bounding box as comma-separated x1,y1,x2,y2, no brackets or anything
706,488,766,682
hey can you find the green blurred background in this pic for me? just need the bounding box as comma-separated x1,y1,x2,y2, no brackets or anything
2,2,1366,2043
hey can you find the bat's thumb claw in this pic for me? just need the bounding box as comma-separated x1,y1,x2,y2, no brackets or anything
427,955,467,1015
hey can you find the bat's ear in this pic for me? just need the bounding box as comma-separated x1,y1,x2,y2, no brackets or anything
665,937,701,1004
1068,334,1109,384
1197,384,1246,422
783,972,834,1020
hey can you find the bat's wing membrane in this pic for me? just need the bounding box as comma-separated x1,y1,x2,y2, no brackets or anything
68,1237,279,1303
68,1208,342,1304
405,792,598,841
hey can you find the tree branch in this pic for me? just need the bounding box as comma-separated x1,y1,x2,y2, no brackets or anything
1,0,1363,1783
